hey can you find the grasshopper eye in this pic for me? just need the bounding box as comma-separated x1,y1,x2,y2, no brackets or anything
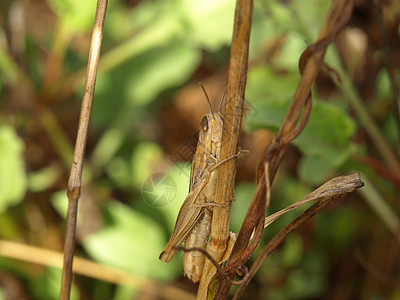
201,116,208,132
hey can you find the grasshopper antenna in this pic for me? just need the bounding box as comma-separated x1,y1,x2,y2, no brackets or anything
219,87,227,112
198,82,215,119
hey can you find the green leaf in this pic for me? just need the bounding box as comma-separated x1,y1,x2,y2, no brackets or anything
296,102,356,151
232,183,256,232
246,66,300,100
28,165,61,192
282,234,303,267
273,176,312,208
298,156,333,185
112,286,137,300
125,42,201,105
106,1,176,40
131,142,164,189
83,201,180,281
273,32,307,71
291,0,330,39
245,66,300,131
181,0,235,51
156,163,191,231
98,8,185,75
92,40,200,127
0,125,27,213
295,101,358,184
107,156,132,188
245,64,358,185
254,0,329,40
245,98,289,131
48,0,97,34
29,268,79,300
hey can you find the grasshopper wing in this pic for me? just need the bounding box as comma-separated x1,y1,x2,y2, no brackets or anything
159,180,206,262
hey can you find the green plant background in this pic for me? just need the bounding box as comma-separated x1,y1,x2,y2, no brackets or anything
0,0,399,299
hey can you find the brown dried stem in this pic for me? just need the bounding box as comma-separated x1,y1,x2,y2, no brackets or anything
211,1,355,299
233,173,364,299
0,240,195,300
60,1,108,299
197,0,254,297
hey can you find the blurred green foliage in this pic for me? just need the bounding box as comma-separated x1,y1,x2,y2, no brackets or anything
82,201,174,280
29,268,79,300
0,125,27,213
0,0,399,299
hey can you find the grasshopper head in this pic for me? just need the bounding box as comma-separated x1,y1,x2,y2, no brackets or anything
199,113,223,157
197,83,224,157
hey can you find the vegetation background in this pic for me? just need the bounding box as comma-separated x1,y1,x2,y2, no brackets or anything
0,0,399,299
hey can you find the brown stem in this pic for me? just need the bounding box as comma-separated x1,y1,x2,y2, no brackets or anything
233,174,364,299
214,0,354,298
60,1,108,299
198,0,253,298
0,240,195,300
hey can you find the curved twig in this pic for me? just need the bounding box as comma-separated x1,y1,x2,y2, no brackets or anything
216,1,355,299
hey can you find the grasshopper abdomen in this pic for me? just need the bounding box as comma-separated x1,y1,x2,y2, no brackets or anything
183,209,212,283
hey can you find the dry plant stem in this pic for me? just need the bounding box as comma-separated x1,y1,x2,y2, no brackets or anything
212,1,354,299
264,172,363,228
197,0,253,296
211,0,253,248
60,1,108,299
280,0,352,137
233,174,364,300
267,0,353,181
0,240,195,300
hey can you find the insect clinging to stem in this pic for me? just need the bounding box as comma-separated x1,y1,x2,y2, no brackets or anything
159,83,249,283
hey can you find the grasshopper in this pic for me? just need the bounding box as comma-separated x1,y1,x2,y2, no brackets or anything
159,85,248,283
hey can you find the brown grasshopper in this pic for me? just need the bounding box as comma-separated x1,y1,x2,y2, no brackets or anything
159,85,248,283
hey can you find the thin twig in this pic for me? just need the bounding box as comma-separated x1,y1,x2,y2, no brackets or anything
0,240,195,300
60,1,108,299
264,173,364,228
